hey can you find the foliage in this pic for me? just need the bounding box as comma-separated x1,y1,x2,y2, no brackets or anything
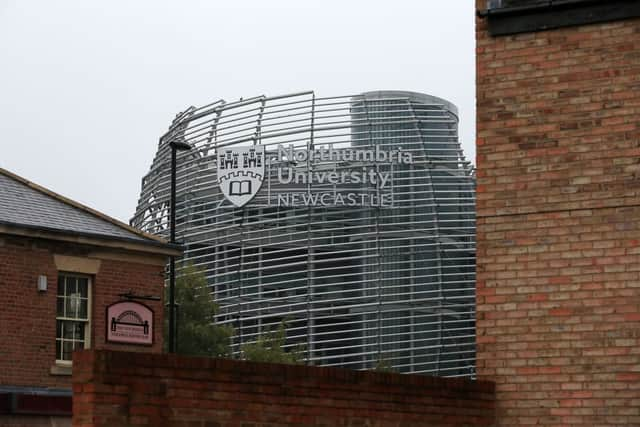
372,356,396,373
165,263,233,357
241,320,305,364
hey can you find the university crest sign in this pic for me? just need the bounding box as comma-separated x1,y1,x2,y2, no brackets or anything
217,145,265,207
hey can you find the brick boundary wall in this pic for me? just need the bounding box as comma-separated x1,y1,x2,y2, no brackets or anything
72,350,495,427
476,0,640,425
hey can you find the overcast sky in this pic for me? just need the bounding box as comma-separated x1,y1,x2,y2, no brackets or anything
0,1,475,222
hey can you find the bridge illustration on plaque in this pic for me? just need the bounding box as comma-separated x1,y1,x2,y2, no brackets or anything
106,301,154,345
110,310,149,334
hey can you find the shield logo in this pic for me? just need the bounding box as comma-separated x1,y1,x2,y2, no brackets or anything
217,145,265,207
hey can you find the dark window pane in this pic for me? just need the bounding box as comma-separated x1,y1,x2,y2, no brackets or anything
65,277,76,295
56,297,65,316
57,276,65,296
74,323,84,340
65,297,76,318
55,275,91,360
79,299,88,319
78,279,88,297
62,341,73,361
62,321,74,339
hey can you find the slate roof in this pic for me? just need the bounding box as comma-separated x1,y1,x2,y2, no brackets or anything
0,168,172,249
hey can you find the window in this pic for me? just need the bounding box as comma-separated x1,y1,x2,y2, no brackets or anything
56,274,91,363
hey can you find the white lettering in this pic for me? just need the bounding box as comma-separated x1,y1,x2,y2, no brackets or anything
279,145,296,162
278,167,292,184
302,193,319,205
368,169,376,185
294,172,308,185
315,171,327,183
295,150,307,162
278,194,289,206
378,172,389,188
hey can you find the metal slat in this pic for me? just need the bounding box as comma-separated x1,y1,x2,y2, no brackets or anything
132,91,476,377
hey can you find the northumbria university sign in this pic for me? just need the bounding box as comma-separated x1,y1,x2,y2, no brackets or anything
217,144,413,208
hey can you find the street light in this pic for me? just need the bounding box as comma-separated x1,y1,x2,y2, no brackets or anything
169,140,191,353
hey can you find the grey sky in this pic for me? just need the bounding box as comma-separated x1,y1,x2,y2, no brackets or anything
0,0,475,222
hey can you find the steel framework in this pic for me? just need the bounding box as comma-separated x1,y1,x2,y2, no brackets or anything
131,90,476,376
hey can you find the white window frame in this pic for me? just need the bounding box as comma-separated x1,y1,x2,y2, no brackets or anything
55,273,92,365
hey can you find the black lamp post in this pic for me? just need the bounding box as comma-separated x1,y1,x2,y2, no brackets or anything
169,140,191,353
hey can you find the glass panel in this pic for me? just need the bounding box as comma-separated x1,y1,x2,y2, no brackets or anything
74,322,85,340
65,277,76,296
78,279,88,298
79,299,88,319
62,321,74,339
57,276,65,296
62,341,73,361
55,275,91,360
56,297,65,317
65,297,76,318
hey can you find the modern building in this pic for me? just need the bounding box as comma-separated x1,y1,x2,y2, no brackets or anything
0,167,179,426
132,90,476,376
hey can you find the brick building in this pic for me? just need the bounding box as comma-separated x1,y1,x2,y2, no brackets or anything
0,168,180,426
476,0,640,425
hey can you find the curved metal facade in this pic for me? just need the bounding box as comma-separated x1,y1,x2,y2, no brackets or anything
132,91,476,376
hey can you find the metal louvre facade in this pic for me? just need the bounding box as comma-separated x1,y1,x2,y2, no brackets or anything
131,90,476,377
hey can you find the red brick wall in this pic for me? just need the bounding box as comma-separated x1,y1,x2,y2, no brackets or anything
72,349,495,427
476,3,640,425
91,258,164,353
0,235,165,390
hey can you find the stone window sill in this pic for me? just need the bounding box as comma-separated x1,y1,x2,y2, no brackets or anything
50,364,72,376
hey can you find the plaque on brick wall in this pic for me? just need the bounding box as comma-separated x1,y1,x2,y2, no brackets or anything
106,301,153,345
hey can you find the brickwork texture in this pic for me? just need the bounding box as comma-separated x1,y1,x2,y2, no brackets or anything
72,349,495,427
476,2,640,425
0,236,166,390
